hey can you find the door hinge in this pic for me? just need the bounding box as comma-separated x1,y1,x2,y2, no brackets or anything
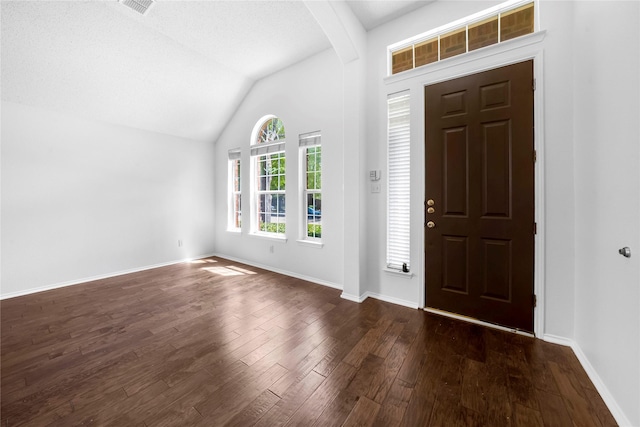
532,78,536,91
533,294,537,307
533,149,537,163
534,222,537,235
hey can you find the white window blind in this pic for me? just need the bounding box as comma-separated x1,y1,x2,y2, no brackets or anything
387,93,411,271
228,148,241,160
250,141,286,156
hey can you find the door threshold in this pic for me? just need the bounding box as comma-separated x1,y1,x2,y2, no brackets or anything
423,307,535,338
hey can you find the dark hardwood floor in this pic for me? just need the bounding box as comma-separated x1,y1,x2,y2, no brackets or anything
1,256,616,426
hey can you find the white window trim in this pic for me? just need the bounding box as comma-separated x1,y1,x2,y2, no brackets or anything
297,239,323,248
299,131,322,243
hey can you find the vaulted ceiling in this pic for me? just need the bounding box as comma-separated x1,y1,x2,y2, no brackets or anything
1,1,431,142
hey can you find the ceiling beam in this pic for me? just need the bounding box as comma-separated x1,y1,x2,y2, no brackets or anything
303,0,365,65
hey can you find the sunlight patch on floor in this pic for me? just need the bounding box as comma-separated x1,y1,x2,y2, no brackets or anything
201,264,258,276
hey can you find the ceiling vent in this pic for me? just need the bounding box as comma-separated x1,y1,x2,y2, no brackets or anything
119,0,154,15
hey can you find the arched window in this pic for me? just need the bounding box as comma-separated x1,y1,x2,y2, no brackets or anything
250,116,286,237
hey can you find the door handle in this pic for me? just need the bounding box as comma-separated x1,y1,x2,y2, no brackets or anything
619,247,631,258
426,221,435,229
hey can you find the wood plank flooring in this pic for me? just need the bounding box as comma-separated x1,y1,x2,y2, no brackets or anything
1,256,617,426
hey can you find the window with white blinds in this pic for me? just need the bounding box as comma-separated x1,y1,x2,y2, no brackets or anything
387,93,411,271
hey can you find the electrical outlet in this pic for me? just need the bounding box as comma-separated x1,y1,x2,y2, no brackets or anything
178,240,183,247
269,245,274,253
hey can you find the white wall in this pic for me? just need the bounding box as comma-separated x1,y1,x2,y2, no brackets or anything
573,2,640,425
1,101,216,298
213,49,345,288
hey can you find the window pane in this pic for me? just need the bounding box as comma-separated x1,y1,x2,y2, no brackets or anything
229,157,242,230
236,160,241,191
257,117,286,144
315,172,321,190
316,148,321,172
468,16,498,52
500,3,534,42
440,28,466,60
391,46,414,74
234,194,241,228
307,193,322,238
415,38,438,67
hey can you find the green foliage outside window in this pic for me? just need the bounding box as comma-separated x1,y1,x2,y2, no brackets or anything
308,224,322,238
306,147,322,190
260,222,286,234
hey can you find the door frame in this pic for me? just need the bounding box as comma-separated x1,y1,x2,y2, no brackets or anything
384,31,547,337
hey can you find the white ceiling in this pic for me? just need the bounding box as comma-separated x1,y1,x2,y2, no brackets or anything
1,1,430,142
347,0,432,30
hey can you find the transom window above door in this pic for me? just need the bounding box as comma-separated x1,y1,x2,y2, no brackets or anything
388,0,536,75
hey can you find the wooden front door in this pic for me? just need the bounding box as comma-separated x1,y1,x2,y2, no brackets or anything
425,60,535,332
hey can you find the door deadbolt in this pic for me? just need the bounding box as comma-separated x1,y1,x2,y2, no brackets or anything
426,221,435,229
427,207,435,214
619,247,631,258
427,199,435,206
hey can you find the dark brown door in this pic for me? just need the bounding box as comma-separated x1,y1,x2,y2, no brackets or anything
425,60,535,332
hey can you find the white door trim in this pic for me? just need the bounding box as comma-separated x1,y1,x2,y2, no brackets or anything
384,31,547,337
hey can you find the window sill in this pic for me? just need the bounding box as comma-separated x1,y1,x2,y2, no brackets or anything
226,228,242,234
383,268,414,279
296,239,324,249
249,232,288,243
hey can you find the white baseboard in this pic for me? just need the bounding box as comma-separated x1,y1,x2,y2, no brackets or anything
364,292,419,309
569,342,632,426
543,334,632,426
0,253,217,300
340,292,366,303
212,253,343,291
339,291,418,309
542,333,574,347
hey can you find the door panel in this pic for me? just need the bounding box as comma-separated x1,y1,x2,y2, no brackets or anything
443,127,468,216
425,60,534,332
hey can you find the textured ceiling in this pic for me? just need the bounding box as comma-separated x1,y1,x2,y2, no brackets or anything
346,0,433,30
1,1,431,142
115,1,333,80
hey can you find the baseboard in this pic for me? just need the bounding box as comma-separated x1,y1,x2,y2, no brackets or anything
338,291,419,309
212,253,343,291
340,292,366,303
0,253,217,300
543,334,632,426
364,292,419,309
569,342,632,426
542,333,574,347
